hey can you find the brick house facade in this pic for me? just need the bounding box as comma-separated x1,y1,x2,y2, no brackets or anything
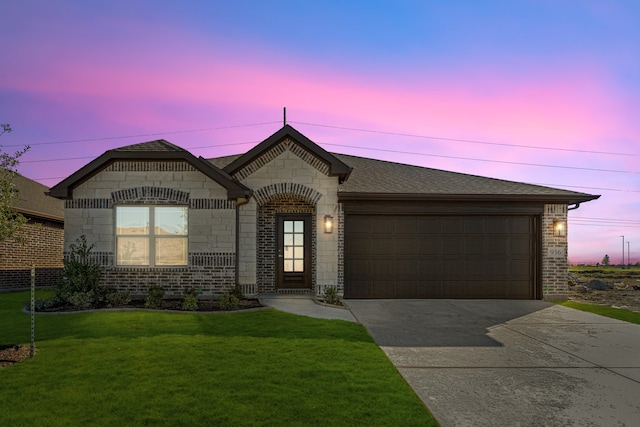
0,174,64,291
49,125,598,300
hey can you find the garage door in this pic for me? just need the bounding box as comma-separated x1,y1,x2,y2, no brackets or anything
344,215,537,299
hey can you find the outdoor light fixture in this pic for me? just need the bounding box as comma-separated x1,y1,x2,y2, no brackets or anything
324,215,334,234
553,220,566,237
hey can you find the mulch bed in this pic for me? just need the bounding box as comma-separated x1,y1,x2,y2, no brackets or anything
0,345,36,369
36,298,263,313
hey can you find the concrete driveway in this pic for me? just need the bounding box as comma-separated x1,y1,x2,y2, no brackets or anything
346,300,640,427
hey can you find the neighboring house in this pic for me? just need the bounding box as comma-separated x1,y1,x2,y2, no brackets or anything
0,173,64,291
49,125,599,300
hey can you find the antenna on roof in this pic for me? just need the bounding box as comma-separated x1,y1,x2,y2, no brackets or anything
283,107,286,126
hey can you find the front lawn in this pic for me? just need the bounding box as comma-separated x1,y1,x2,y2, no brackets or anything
0,291,437,426
560,300,640,325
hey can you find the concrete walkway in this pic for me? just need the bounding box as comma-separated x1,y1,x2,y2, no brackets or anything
346,300,640,427
258,294,356,322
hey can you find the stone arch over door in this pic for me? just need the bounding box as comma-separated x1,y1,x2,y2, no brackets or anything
255,183,320,293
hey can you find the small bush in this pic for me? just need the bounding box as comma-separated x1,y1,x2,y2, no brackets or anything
34,296,64,312
105,289,132,307
219,293,239,311
181,288,198,311
68,291,95,310
323,286,340,305
229,286,244,299
145,286,165,309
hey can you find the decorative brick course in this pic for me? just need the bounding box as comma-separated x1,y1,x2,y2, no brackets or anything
112,187,189,204
234,138,330,180
105,161,196,172
253,182,322,206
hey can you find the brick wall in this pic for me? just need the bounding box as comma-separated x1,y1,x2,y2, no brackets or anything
257,198,316,293
0,219,64,290
541,204,568,300
61,160,237,298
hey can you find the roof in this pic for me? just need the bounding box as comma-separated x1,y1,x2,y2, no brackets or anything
207,152,599,205
334,153,599,204
222,125,352,182
49,139,251,200
12,173,64,221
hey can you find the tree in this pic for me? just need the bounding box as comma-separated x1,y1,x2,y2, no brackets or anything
0,124,30,242
602,254,610,266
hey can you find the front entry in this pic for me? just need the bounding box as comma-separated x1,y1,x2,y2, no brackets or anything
276,214,312,289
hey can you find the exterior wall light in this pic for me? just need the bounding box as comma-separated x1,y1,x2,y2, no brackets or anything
553,220,566,237
324,215,334,234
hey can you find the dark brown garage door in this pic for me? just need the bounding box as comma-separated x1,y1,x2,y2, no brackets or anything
344,215,538,299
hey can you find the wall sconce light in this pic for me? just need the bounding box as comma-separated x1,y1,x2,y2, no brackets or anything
553,220,566,237
324,215,334,234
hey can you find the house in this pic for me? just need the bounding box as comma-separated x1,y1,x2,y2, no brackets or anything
0,173,64,291
49,125,599,300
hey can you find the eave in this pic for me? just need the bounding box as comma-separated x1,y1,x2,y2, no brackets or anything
338,192,601,205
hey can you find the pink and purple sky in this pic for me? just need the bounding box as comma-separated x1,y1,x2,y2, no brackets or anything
1,1,638,264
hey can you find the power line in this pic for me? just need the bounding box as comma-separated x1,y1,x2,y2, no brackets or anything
0,121,281,148
322,142,639,175
3,119,639,158
290,121,640,158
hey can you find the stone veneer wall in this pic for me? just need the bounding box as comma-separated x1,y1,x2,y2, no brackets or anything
62,160,237,299
257,197,316,293
541,204,568,300
0,219,64,290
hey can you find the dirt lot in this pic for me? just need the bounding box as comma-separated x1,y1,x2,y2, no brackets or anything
568,269,640,313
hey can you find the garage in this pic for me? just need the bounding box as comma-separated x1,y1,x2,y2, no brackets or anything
344,213,539,299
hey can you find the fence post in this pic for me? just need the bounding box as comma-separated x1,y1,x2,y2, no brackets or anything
30,264,35,359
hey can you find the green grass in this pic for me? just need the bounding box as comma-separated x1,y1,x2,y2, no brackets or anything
0,291,437,426
560,301,640,325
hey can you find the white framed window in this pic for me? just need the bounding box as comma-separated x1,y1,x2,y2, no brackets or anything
116,206,188,267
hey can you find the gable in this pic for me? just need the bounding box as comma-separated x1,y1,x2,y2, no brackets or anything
222,125,352,182
49,139,251,200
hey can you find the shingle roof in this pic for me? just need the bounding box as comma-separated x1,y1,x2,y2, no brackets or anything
113,139,184,152
206,152,598,204
12,173,64,221
334,153,596,201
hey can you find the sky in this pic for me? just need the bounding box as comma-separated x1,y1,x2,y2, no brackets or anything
1,0,638,264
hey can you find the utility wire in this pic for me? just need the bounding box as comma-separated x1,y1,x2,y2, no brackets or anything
290,121,640,158
0,121,281,148
321,143,639,175
3,119,638,158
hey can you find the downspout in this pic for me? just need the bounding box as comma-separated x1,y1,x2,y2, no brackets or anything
568,203,581,211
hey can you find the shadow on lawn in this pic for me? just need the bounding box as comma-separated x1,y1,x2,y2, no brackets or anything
18,306,373,345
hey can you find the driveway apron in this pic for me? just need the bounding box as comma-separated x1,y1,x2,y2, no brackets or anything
346,300,640,427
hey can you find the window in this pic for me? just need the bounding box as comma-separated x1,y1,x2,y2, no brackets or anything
116,206,188,266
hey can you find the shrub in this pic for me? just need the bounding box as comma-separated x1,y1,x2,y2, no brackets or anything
145,286,165,309
105,288,132,307
323,286,340,305
181,288,198,311
57,235,104,306
68,291,95,310
219,293,239,311
34,296,64,312
229,286,244,299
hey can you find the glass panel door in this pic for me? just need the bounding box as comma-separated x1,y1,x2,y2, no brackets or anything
277,214,311,289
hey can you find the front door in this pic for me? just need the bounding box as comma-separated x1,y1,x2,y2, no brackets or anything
277,214,311,289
